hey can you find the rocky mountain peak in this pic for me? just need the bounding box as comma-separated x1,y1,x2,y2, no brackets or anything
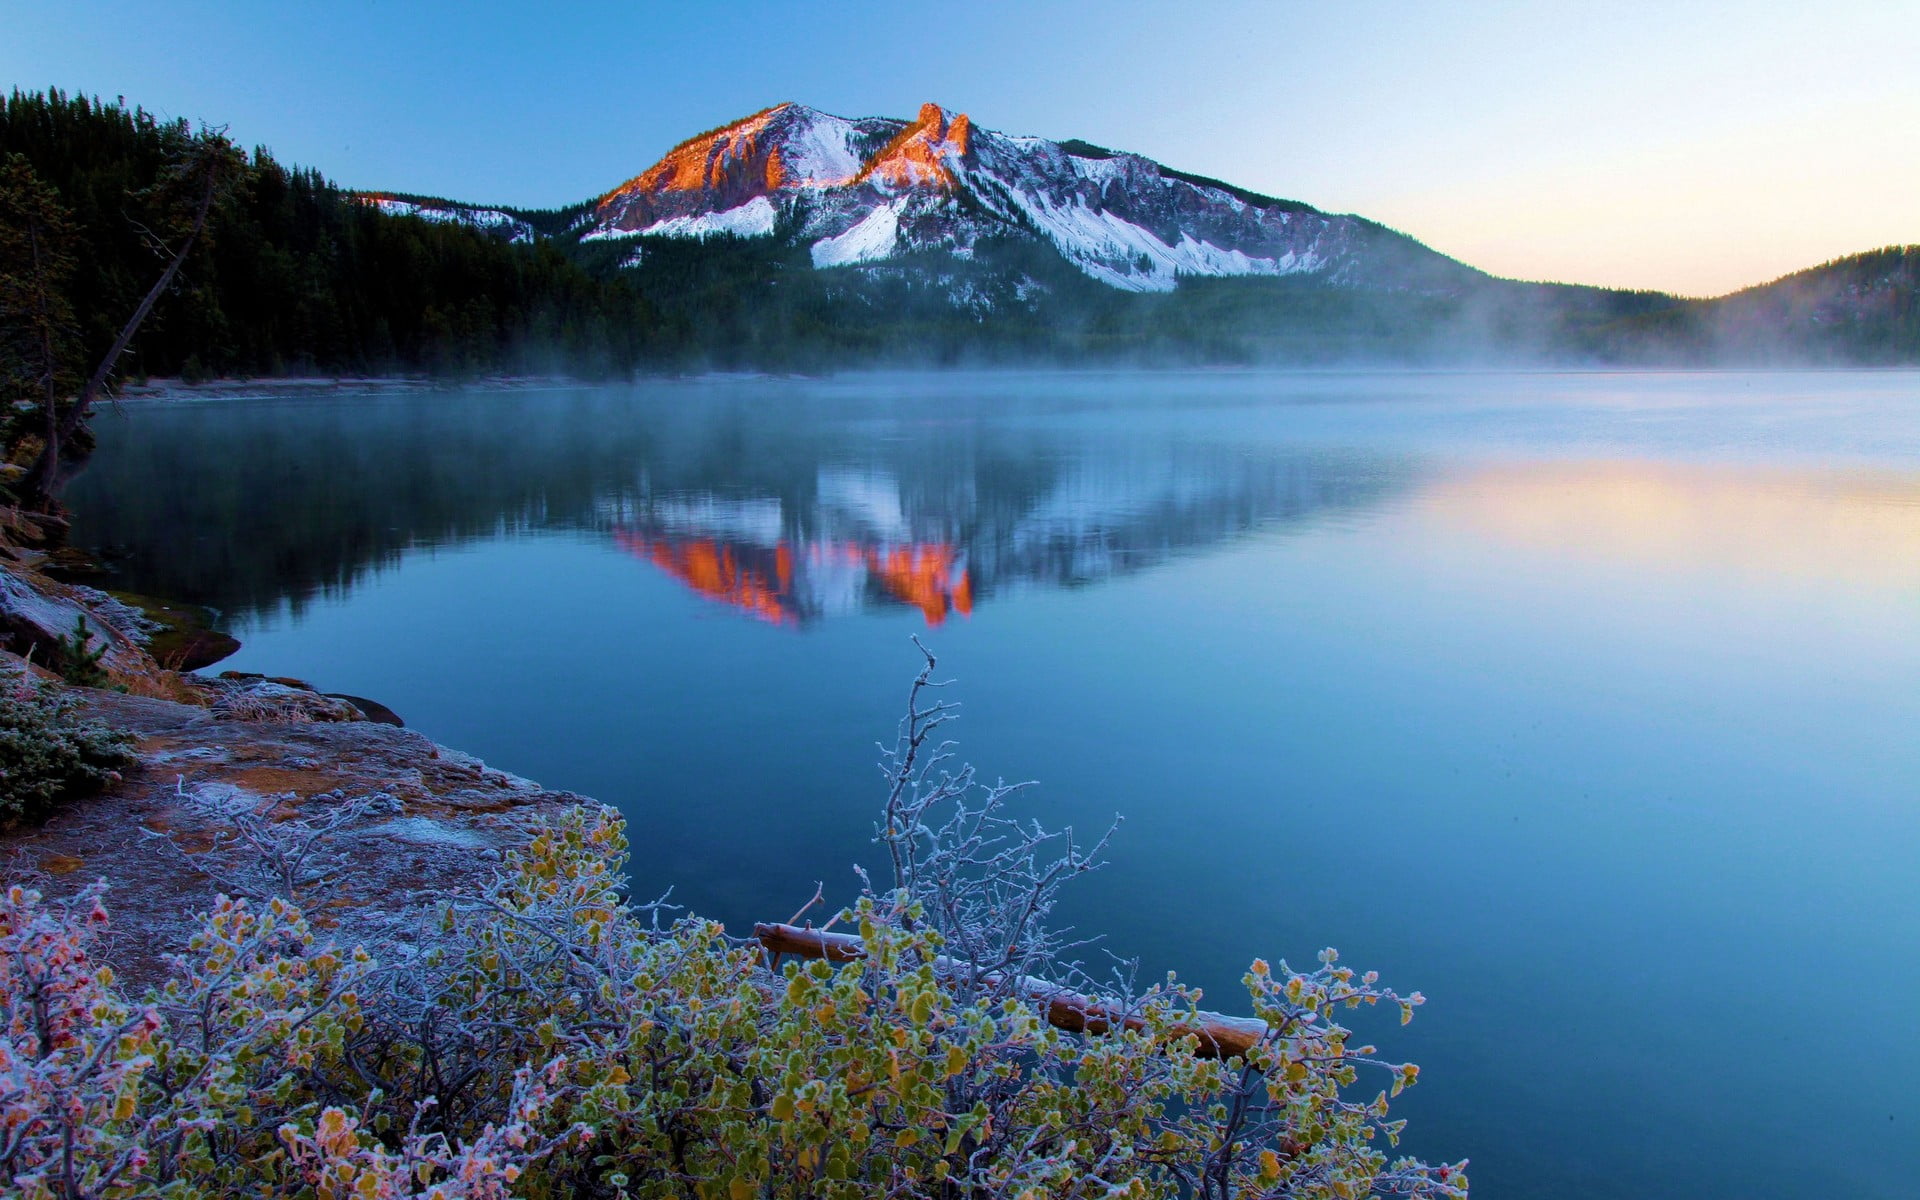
856,102,972,191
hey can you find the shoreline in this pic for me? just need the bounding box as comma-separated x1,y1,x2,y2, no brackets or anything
1,547,582,985
114,373,603,404
109,361,1920,408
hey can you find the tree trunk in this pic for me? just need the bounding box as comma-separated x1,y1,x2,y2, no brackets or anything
21,149,223,508
24,218,62,512
753,921,1269,1059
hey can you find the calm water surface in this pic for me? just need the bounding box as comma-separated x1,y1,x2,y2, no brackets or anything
71,370,1920,1200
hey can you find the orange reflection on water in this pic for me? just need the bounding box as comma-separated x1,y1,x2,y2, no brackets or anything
616,529,972,627
866,544,969,626
614,532,795,626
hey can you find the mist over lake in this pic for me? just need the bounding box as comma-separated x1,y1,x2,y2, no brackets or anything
68,369,1920,1200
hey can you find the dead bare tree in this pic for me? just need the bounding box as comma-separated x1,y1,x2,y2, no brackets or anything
861,635,1120,1005
14,126,246,513
0,156,77,527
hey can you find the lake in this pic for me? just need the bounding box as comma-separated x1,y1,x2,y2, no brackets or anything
69,369,1920,1199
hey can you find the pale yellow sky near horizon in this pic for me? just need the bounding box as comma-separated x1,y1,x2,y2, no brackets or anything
1354,96,1919,296
1232,4,1920,296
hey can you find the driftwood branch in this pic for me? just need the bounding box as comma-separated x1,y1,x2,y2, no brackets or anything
754,921,1267,1059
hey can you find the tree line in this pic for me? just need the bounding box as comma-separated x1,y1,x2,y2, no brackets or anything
0,89,675,516
0,89,660,384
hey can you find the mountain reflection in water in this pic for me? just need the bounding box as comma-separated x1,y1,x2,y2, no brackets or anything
68,384,1412,624
613,532,970,626
604,445,1405,627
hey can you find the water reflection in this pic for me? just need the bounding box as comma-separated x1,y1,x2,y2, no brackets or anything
1422,460,1920,583
69,386,1413,625
613,532,970,626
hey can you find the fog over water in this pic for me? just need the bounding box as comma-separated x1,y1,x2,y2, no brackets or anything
70,369,1920,1200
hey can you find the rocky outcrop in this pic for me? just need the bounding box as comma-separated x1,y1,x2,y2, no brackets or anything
594,102,895,234
0,685,596,986
207,677,367,722
0,552,186,698
0,555,580,988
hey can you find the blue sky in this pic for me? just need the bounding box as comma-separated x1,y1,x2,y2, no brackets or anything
5,1,1914,295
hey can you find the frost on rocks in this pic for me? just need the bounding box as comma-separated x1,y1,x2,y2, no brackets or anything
70,587,163,646
0,686,596,985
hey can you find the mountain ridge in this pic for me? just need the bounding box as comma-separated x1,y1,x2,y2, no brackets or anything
566,100,1485,295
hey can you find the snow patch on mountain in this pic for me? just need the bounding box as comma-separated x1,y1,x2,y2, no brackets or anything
780,109,866,184
811,202,900,267
1066,155,1134,188
991,186,1300,292
365,198,533,244
586,196,779,242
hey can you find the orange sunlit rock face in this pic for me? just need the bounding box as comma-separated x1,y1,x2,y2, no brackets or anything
601,105,788,204
860,103,972,191
597,100,976,232
614,528,973,627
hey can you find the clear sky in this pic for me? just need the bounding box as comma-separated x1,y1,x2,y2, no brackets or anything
5,1,1914,296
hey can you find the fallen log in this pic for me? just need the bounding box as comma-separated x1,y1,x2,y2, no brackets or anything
753,921,1268,1060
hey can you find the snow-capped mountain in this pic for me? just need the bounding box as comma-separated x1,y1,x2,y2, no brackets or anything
583,102,1479,293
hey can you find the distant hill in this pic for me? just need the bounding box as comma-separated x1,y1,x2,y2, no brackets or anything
3,88,1913,374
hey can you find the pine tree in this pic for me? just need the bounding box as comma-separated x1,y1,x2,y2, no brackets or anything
0,154,81,512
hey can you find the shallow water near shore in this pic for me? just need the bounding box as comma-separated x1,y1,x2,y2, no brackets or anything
70,369,1920,1199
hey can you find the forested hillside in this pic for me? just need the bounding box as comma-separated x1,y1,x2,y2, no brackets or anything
1581,247,1920,364
0,89,655,379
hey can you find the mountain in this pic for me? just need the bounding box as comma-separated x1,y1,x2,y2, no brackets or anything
577,101,1483,296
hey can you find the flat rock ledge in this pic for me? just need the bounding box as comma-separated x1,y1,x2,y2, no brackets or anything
2,687,598,986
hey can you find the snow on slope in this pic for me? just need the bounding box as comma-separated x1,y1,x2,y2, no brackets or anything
990,185,1306,292
584,196,778,241
364,197,534,244
779,110,866,185
811,201,900,267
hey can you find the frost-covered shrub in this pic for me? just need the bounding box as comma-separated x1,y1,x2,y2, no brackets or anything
0,883,575,1200
0,669,134,825
0,652,1468,1199
0,808,1464,1199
